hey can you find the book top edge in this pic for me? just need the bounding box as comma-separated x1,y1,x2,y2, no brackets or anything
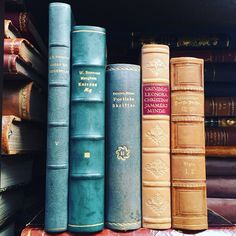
72,25,106,33
171,57,204,64
142,43,169,53
106,64,140,71
49,2,71,8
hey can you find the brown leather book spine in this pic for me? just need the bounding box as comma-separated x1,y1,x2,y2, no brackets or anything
142,44,171,229
206,146,236,157
205,97,236,117
207,198,236,223
171,57,208,230
4,38,22,54
205,127,236,146
3,82,32,120
3,54,18,73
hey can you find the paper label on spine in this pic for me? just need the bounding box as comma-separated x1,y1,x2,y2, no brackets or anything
143,84,169,115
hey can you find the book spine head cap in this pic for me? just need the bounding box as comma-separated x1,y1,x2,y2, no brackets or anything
106,63,140,72
72,25,106,34
171,57,203,64
142,44,169,54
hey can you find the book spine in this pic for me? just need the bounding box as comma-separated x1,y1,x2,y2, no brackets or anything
171,50,236,63
205,127,236,146
3,54,17,73
171,57,208,230
207,177,236,198
206,146,236,157
4,38,22,54
141,44,171,229
207,198,236,223
68,26,106,233
204,64,236,82
205,117,236,127
105,64,141,231
45,3,71,233
205,97,236,117
206,158,236,176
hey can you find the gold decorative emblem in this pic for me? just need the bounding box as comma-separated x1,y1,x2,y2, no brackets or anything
145,159,168,177
145,58,166,75
146,192,168,216
84,152,91,158
115,145,130,161
146,124,167,145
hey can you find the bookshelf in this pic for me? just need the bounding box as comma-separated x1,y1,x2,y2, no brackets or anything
2,0,236,234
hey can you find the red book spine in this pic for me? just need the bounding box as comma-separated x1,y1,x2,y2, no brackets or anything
4,38,23,55
3,54,18,73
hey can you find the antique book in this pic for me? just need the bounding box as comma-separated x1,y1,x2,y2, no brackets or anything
205,117,236,128
0,155,33,191
208,198,236,224
4,38,47,77
206,146,236,157
3,54,46,90
205,97,236,117
207,177,236,198
205,127,236,146
4,19,21,39
106,64,141,231
68,26,106,233
5,12,47,56
21,227,236,236
171,57,208,230
1,116,43,154
141,44,170,229
171,50,236,63
132,33,231,49
3,81,44,122
0,189,24,227
45,2,71,233
206,157,236,176
204,63,236,83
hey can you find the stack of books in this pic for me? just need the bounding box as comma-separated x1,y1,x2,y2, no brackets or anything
1,0,47,234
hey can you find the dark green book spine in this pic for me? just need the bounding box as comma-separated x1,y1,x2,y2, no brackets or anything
45,2,71,233
68,26,106,233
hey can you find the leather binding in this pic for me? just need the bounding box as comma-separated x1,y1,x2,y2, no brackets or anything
105,64,141,231
3,54,46,90
206,146,236,157
141,44,170,229
68,26,106,233
4,20,21,39
45,2,71,233
5,12,47,56
204,63,236,83
206,157,236,176
205,97,236,117
171,57,208,230
4,38,46,77
20,227,236,236
3,81,44,122
208,198,236,224
205,117,236,128
171,50,236,63
207,177,236,198
205,127,236,146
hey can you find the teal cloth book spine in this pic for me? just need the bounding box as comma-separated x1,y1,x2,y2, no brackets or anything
45,2,71,233
105,64,141,231
68,26,106,233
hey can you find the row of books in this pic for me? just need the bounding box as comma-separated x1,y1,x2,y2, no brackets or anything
43,2,236,235
1,0,47,235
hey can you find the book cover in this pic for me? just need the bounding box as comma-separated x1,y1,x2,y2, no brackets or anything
3,81,45,122
141,44,171,229
68,25,106,233
4,19,21,39
171,57,208,230
45,2,71,233
105,64,141,231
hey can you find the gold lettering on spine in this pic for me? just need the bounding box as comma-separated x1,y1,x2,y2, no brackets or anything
19,85,30,119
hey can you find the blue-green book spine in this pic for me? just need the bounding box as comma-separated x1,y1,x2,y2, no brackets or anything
68,26,106,233
45,2,71,233
105,64,141,231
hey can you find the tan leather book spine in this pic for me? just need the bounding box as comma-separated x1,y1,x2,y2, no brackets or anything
171,57,208,230
3,82,32,120
142,44,171,229
206,146,236,157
